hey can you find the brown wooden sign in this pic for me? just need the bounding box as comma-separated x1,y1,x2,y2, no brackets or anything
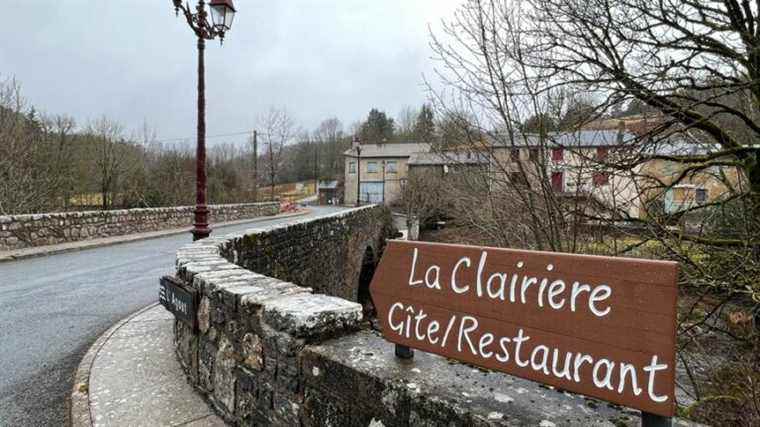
369,240,679,417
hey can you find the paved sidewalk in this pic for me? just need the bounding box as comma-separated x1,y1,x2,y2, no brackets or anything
71,304,227,427
0,210,308,263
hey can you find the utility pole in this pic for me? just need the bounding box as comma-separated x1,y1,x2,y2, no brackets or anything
253,130,258,202
314,138,319,200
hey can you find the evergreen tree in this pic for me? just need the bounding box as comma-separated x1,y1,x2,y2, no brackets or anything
522,113,557,135
414,104,436,143
621,98,658,117
557,99,596,131
359,108,395,143
437,110,478,149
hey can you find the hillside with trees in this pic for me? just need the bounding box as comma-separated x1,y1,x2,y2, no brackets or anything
0,76,444,215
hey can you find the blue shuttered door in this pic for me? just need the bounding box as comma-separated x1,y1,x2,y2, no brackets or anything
360,182,384,203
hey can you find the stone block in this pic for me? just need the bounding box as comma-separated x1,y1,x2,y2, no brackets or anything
198,297,211,334
262,294,362,338
198,339,217,394
238,280,311,310
241,333,263,371
213,336,237,417
173,319,199,385
235,367,259,422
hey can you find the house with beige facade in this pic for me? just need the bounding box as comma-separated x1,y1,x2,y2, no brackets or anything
488,129,740,220
488,130,644,218
344,142,430,206
343,129,740,222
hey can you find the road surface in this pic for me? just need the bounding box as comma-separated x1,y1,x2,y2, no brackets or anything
0,206,345,426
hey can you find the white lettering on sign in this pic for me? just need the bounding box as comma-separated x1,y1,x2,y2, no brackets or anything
407,248,613,318
386,302,669,404
172,293,188,315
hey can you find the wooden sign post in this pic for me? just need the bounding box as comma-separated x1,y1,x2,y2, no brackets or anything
369,240,679,421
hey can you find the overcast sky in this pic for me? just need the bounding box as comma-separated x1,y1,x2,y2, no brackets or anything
1,1,462,146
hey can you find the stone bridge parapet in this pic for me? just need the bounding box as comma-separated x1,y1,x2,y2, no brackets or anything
169,205,643,426
0,202,279,251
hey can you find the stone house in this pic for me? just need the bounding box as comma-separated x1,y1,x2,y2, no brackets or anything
342,130,740,221
344,142,431,206
486,130,643,218
637,145,742,217
317,180,342,205
489,129,741,220
407,151,490,175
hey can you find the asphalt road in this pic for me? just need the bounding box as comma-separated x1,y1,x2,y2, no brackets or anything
0,206,344,426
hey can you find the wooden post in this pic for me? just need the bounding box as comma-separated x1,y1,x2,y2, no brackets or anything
395,344,414,360
642,412,671,427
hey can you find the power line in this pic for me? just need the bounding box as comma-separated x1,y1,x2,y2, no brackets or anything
151,128,302,146
152,130,256,144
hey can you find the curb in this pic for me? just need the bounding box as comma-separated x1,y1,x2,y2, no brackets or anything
69,303,161,427
1,209,310,264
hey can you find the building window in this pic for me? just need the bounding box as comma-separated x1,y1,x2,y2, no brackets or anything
593,172,609,186
349,162,356,174
597,147,609,160
695,188,708,203
367,161,378,173
510,149,520,162
551,172,564,192
386,161,397,173
552,148,564,162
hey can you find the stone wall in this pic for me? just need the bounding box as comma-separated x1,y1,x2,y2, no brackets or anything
171,206,394,425
168,206,646,426
219,206,394,301
0,202,279,251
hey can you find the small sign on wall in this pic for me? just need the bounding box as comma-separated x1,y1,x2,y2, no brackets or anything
159,276,198,330
369,240,679,417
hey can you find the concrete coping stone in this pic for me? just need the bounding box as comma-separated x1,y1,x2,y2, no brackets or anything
262,293,363,338
192,270,263,294
239,282,313,309
303,330,703,426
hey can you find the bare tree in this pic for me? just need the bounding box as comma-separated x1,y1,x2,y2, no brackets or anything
314,118,345,179
258,107,296,201
401,168,445,239
427,2,602,253
428,1,760,423
43,114,77,209
88,116,130,210
0,77,78,214
396,106,419,141
248,130,258,202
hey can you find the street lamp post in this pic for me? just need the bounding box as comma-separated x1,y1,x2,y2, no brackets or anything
352,137,362,206
382,160,386,203
172,0,237,241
